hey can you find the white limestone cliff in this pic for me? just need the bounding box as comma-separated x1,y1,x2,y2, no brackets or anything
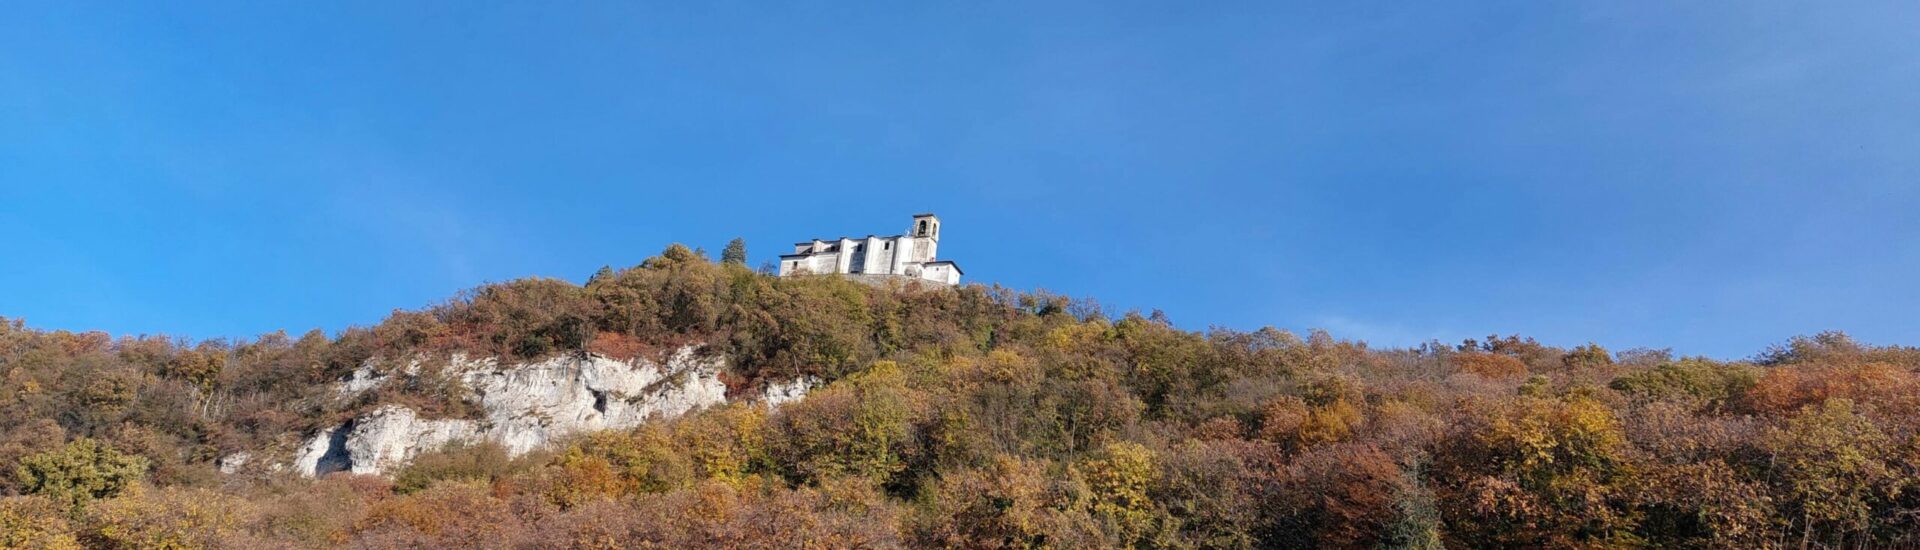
292,346,737,477
761,375,821,407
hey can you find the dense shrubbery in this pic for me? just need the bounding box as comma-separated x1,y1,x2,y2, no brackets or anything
5,244,1920,548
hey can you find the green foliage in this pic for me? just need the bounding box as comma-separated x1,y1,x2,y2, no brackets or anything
391,442,526,495
1380,460,1444,550
1563,342,1613,370
585,265,614,287
1609,357,1759,409
1517,374,1552,397
1763,398,1893,543
767,361,924,485
15,439,148,517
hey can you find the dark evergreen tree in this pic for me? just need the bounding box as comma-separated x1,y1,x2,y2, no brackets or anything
721,238,748,265
587,265,614,286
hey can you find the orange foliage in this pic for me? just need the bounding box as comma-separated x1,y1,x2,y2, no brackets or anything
1255,397,1309,445
1450,352,1529,379
923,455,1054,548
585,331,651,359
1256,395,1363,450
1193,417,1244,441
1744,362,1920,415
356,482,523,547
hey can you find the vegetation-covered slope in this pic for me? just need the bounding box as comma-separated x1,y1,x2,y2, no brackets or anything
4,244,1920,548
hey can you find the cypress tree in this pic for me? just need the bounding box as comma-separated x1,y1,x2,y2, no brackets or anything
721,238,748,265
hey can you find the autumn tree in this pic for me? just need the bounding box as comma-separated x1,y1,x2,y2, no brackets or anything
919,454,1056,548
1633,459,1777,548
83,485,246,549
765,361,924,486
1562,342,1613,370
161,347,225,392
1258,443,1408,548
390,442,524,494
1763,398,1893,547
1075,441,1175,547
355,481,525,548
1449,352,1528,379
8,249,1920,547
0,496,82,550
547,428,691,508
1438,396,1638,547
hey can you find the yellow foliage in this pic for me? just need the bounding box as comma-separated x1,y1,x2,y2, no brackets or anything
84,485,245,550
1485,397,1627,474
986,349,1040,385
1464,396,1637,545
547,428,689,507
547,453,625,509
1761,398,1892,534
1299,399,1363,446
1259,396,1364,449
0,496,82,550
1078,441,1170,546
683,404,768,486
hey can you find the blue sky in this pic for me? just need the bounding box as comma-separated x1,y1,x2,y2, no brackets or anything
2,2,1916,358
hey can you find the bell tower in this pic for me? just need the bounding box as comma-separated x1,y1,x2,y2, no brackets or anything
911,213,940,240
909,213,941,263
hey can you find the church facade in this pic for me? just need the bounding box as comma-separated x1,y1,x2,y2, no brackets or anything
777,213,962,285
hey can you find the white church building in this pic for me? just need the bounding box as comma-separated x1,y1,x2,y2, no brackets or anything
777,213,963,285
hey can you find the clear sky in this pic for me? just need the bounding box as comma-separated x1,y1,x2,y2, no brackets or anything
2,2,1916,358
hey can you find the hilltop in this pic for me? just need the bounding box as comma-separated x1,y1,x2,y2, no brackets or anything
4,244,1920,548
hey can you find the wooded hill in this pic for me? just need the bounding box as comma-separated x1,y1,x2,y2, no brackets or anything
4,243,1919,548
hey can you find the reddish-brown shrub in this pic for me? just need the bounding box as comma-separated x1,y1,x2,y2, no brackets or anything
1745,362,1920,415
1449,352,1529,380
354,481,525,549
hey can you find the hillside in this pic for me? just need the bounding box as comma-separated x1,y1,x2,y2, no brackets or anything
4,244,1920,548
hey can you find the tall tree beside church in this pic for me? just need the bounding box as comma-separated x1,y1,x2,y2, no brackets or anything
721,238,748,266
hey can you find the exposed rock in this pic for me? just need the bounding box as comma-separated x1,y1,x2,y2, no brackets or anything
216,452,252,474
293,346,728,477
328,405,479,476
337,364,391,398
761,375,820,407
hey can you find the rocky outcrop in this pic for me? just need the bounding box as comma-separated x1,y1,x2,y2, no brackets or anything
293,346,734,477
761,376,821,407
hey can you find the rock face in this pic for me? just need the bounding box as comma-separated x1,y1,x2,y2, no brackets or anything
761,376,821,407
293,346,732,477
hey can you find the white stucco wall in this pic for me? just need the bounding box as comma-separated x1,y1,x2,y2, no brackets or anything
922,263,961,285
777,215,958,285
